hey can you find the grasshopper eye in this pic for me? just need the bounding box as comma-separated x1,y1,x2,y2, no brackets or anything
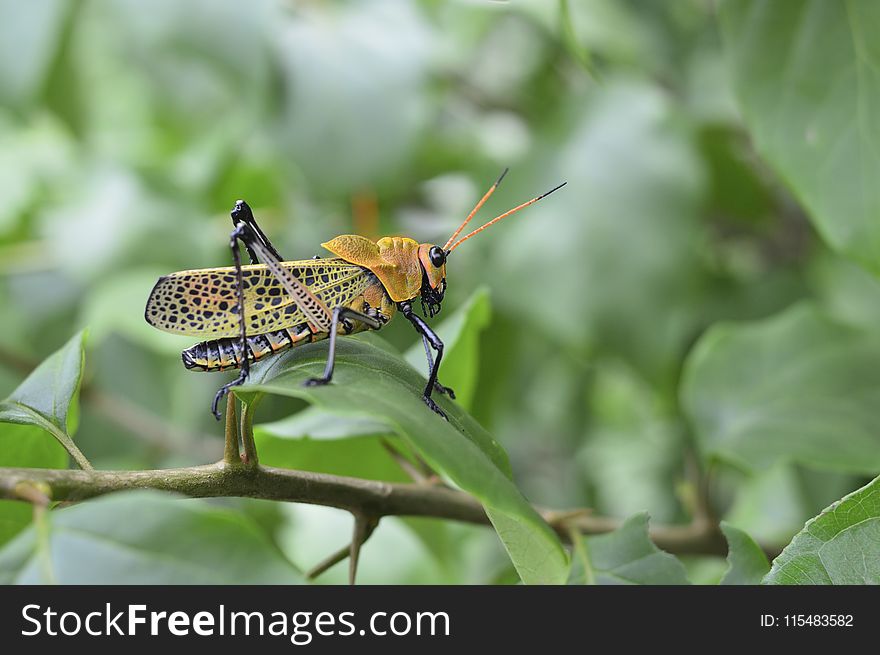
429,246,446,268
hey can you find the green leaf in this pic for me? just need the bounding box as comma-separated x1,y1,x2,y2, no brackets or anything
0,330,84,433
720,522,770,585
0,491,303,584
0,503,32,550
0,331,90,470
764,475,880,584
575,513,690,585
258,406,390,442
236,334,568,584
256,432,409,483
719,0,880,272
0,424,69,546
681,303,880,473
404,287,491,410
0,332,86,544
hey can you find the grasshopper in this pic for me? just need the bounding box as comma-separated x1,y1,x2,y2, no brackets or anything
145,170,565,419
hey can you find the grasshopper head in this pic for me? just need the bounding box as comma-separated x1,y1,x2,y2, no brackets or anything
417,244,447,318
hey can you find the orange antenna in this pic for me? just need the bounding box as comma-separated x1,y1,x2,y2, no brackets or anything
446,181,567,253
443,168,509,251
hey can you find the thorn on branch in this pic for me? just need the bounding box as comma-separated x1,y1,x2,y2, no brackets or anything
349,513,378,585
305,513,379,583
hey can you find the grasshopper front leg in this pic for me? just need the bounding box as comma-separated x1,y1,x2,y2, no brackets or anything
421,334,455,399
400,301,447,419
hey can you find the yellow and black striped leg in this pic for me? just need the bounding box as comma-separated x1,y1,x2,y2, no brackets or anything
421,335,455,399
210,220,254,420
400,302,447,419
304,307,382,387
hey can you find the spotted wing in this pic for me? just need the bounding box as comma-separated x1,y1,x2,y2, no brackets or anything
247,236,333,331
145,258,371,337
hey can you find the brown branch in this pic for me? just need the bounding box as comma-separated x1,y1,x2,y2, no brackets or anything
0,463,782,560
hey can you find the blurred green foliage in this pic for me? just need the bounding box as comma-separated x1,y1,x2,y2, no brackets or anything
1,0,880,584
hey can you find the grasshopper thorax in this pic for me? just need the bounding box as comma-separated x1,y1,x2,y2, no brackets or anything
321,235,446,313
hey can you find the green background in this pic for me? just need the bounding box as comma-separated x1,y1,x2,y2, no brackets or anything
2,0,880,585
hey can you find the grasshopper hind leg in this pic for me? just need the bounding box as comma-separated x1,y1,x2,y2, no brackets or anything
212,370,249,420
210,208,260,420
230,199,285,264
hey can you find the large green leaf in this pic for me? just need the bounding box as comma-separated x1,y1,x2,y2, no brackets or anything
570,513,690,585
0,330,89,469
0,502,32,550
404,287,491,411
0,332,88,544
236,333,569,584
0,425,68,547
258,407,389,442
719,0,880,272
764,475,880,584
0,491,303,584
719,522,769,585
256,432,409,483
681,303,880,473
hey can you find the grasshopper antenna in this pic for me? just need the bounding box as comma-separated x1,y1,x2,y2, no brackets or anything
443,168,509,252
446,180,567,253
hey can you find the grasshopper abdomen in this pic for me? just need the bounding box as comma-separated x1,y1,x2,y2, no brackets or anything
182,325,315,372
